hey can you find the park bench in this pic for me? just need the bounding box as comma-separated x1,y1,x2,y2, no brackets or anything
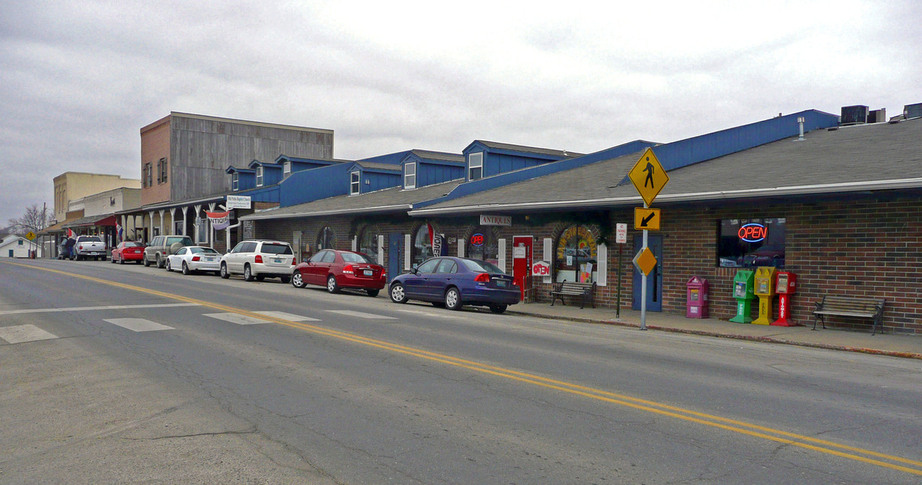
813,295,886,335
550,281,596,309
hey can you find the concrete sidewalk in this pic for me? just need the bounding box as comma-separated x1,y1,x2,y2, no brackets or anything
507,301,922,360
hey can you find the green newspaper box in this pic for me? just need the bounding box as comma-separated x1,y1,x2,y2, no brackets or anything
729,269,755,323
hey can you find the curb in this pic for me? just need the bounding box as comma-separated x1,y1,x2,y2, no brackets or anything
507,310,922,361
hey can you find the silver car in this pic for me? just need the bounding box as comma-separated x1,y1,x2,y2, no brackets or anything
166,246,222,275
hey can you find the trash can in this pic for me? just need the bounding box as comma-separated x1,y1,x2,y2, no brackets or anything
686,276,709,318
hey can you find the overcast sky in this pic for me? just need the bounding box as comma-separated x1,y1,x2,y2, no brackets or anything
2,1,920,225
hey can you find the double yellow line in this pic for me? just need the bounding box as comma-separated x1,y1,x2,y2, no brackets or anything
10,260,922,476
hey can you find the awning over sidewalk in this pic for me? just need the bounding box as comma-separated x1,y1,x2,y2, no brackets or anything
63,214,117,228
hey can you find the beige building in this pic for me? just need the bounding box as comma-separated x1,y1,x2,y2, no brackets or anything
53,172,141,223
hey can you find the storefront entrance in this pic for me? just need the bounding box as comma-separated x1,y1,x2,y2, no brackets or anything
632,234,663,311
387,232,403,283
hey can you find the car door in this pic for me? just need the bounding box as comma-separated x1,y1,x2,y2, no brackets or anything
428,259,459,299
405,258,440,300
171,247,187,269
226,242,246,273
302,250,326,286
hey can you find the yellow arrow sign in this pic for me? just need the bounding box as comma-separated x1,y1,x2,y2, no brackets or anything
628,148,669,206
632,246,657,276
634,207,661,231
25,231,37,241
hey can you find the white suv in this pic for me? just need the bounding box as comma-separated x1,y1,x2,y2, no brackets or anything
220,240,295,283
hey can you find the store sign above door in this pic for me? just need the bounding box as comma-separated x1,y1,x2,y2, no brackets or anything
738,223,767,243
226,195,252,210
480,215,511,226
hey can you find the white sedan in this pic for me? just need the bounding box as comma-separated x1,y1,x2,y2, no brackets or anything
166,246,222,275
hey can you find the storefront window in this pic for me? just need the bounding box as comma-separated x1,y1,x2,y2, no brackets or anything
718,218,786,268
317,226,336,250
412,224,432,268
555,225,598,283
467,228,499,266
358,227,379,260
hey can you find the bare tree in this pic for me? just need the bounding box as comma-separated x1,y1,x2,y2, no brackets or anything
8,204,53,235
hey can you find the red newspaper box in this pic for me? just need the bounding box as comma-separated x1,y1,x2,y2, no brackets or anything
686,276,709,318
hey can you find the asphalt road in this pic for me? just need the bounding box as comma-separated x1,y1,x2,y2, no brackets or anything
2,258,922,484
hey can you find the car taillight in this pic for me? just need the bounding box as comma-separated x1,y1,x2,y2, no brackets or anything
343,264,354,275
192,256,201,261
292,258,296,266
474,273,491,283
255,255,263,264
78,245,83,250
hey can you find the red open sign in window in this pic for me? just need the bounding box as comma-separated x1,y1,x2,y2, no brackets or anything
470,233,485,247
738,223,767,243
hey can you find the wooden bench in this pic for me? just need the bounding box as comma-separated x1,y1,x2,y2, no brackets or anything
813,295,886,335
550,281,596,309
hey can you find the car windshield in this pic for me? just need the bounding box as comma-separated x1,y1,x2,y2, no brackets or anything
167,237,193,245
342,252,375,264
124,242,142,247
461,259,506,275
261,243,293,255
190,247,218,254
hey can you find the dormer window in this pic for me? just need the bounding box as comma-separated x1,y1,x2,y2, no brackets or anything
232,172,239,191
283,161,291,178
256,166,264,187
350,171,360,195
468,152,483,180
404,162,417,189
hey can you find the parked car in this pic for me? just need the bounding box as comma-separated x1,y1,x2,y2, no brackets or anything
220,240,295,282
166,246,222,275
388,256,520,313
144,235,194,268
73,235,107,261
111,241,145,264
291,249,386,296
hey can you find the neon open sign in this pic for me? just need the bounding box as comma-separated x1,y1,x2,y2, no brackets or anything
738,223,767,243
470,233,485,247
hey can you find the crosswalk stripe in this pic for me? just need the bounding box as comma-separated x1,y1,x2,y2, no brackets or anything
253,311,320,322
326,310,397,320
0,324,58,344
104,318,174,332
203,313,270,325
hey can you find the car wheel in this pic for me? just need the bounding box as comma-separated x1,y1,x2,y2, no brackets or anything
143,255,151,267
243,264,254,281
220,263,229,279
156,255,164,268
327,275,340,293
389,282,408,303
119,257,125,265
280,276,291,284
489,304,507,314
110,256,116,264
366,289,379,297
445,287,462,311
182,262,190,275
291,272,305,288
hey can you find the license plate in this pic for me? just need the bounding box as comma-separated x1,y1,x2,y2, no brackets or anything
274,258,281,263
364,270,373,276
496,280,507,287
205,257,215,262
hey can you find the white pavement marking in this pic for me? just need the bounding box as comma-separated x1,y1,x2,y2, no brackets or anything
0,303,199,316
253,311,320,322
0,324,58,344
203,313,270,325
104,318,174,332
326,310,397,320
392,308,464,318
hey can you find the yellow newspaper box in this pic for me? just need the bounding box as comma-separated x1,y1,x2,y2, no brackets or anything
752,266,776,325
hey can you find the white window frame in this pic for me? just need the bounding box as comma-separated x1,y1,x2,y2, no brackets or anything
232,173,239,191
256,166,264,187
350,171,361,195
404,162,417,189
468,152,483,181
283,161,291,178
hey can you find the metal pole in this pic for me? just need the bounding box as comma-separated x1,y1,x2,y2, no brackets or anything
640,202,649,331
616,243,622,319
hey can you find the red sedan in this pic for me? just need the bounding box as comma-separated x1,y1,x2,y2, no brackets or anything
111,241,145,264
291,249,386,296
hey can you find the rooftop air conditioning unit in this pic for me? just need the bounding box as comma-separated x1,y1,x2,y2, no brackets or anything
867,108,886,123
840,105,869,125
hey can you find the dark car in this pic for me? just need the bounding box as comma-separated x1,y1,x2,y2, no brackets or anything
388,257,520,313
291,249,386,296
111,241,145,264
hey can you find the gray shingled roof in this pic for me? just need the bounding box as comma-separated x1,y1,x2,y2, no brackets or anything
411,150,464,163
411,119,922,215
242,179,464,220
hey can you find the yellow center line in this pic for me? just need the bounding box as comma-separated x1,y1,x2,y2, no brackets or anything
8,260,922,476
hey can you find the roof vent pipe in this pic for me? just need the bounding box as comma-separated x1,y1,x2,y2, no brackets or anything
796,116,805,141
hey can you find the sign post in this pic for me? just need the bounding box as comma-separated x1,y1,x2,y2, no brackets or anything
628,148,669,330
615,223,627,318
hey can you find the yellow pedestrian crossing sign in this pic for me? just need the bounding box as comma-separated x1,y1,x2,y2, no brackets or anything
25,231,36,241
629,148,669,206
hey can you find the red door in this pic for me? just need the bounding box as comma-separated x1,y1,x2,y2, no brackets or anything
512,236,533,302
